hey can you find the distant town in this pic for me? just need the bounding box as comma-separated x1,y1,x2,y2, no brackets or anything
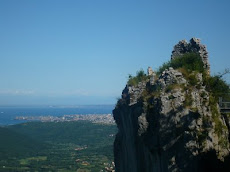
15,114,115,124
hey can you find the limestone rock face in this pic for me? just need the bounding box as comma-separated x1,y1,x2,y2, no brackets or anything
113,39,230,172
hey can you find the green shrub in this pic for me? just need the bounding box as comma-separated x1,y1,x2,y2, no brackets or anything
188,74,198,85
127,69,148,86
157,53,204,75
155,52,230,102
208,94,228,137
165,84,181,93
204,75,230,101
127,53,230,107
184,91,193,107
156,62,171,75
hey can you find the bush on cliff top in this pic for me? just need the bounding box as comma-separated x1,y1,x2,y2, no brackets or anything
156,52,230,101
127,52,230,103
157,53,204,75
204,75,230,101
127,69,147,86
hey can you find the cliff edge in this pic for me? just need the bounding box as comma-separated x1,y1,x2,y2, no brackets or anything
113,38,230,172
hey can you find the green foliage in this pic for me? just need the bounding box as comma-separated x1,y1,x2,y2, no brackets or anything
209,95,228,139
0,121,117,172
156,62,171,75
197,129,209,147
155,52,230,103
157,53,205,75
204,75,230,101
209,95,219,114
128,69,148,86
165,84,181,93
188,74,198,85
184,92,193,107
0,127,46,159
218,137,229,149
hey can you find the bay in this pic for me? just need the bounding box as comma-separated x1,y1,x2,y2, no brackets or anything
0,105,114,126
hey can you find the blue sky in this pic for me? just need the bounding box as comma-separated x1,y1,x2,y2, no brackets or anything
0,0,230,105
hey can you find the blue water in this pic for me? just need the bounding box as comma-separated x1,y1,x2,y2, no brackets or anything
0,105,114,126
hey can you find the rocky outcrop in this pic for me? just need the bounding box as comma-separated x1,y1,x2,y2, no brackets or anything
171,38,210,74
113,39,230,172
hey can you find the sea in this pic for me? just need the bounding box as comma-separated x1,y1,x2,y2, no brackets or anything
0,105,114,126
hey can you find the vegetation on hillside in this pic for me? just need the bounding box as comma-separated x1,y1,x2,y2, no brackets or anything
0,121,117,172
127,53,230,103
126,53,230,115
157,53,205,75
204,74,230,101
127,69,148,86
0,127,47,159
156,53,230,102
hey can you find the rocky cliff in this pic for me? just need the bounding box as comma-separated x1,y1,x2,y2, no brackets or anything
113,38,230,172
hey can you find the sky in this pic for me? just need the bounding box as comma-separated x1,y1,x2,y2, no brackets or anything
0,0,230,106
